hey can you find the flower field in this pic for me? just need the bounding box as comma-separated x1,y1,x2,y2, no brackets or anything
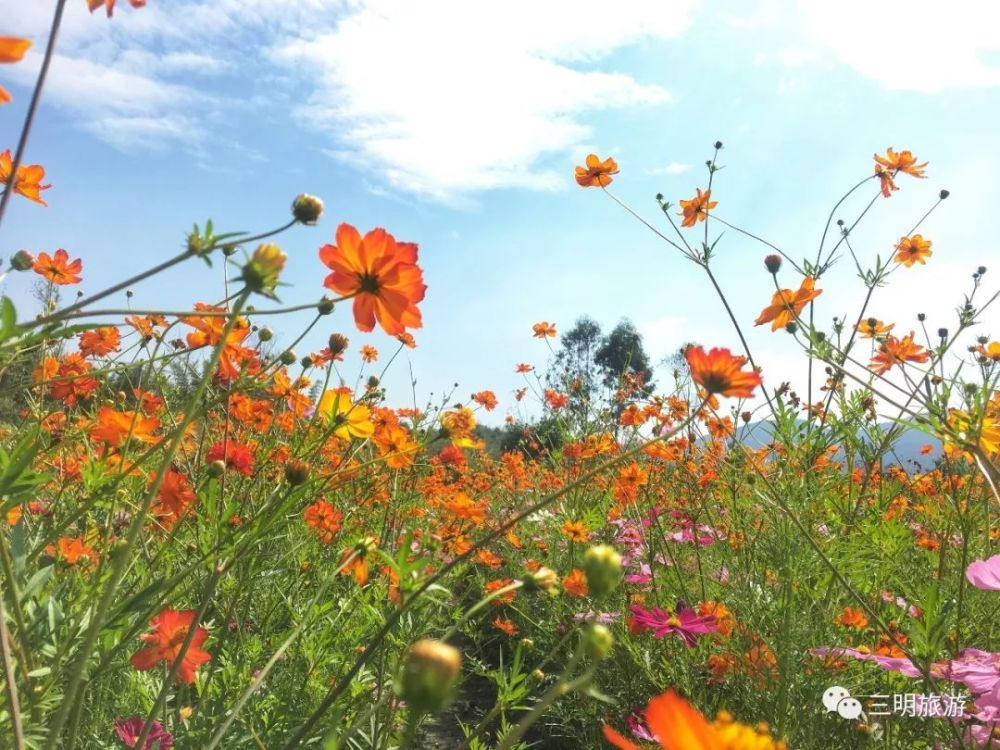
2,4,1000,749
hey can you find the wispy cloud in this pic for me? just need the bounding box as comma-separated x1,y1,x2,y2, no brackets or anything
797,0,1000,92
646,161,692,176
271,0,697,203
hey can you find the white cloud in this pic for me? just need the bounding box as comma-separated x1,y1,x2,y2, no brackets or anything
797,0,1000,92
647,161,692,176
271,0,697,203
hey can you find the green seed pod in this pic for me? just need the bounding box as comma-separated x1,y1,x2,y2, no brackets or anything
396,639,462,714
581,545,622,597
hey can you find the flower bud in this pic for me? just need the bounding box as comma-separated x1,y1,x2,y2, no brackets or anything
764,254,782,274
292,193,324,225
328,333,349,356
939,189,950,200
396,639,462,714
207,459,227,477
242,243,286,295
10,250,33,271
258,326,273,342
583,624,615,660
280,350,297,366
284,459,310,486
522,566,557,593
581,545,621,597
317,296,335,315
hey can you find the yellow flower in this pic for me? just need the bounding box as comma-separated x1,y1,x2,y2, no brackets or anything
318,389,374,440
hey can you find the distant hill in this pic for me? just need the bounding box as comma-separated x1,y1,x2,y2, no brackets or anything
735,420,942,472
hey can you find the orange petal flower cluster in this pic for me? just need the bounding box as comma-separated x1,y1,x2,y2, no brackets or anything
679,189,717,228
856,319,894,339
32,248,83,285
87,0,146,17
685,346,762,399
873,148,928,198
182,303,254,381
89,407,160,448
319,223,426,336
130,608,211,684
532,321,557,338
575,154,619,187
0,37,32,105
603,689,785,750
894,234,932,267
79,326,121,357
754,277,821,331
0,149,51,206
868,331,930,375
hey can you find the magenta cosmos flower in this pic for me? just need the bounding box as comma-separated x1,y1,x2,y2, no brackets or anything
114,717,173,750
629,604,718,647
966,555,1000,591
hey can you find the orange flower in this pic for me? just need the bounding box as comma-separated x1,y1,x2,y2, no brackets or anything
679,188,717,228
182,303,253,381
0,38,31,63
485,578,517,605
575,154,619,188
130,608,211,684
560,519,590,543
90,407,160,447
341,537,377,586
0,38,31,105
359,344,378,362
685,346,762,399
563,569,589,597
126,314,166,341
869,332,930,375
493,616,517,636
894,234,932,267
603,690,785,750
856,319,894,338
0,149,51,206
33,249,81,285
834,607,869,629
874,148,928,179
79,326,121,357
472,390,498,411
38,353,99,405
532,321,557,338
977,341,1000,362
874,164,897,198
754,276,822,331
87,0,146,17
152,470,196,529
304,499,344,544
319,223,426,336
52,535,97,569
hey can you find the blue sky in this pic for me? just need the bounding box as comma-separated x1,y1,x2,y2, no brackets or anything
2,0,998,424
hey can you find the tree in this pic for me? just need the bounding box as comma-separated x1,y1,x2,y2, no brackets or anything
546,316,603,420
594,319,655,397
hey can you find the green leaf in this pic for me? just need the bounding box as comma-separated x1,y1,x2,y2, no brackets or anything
0,296,16,338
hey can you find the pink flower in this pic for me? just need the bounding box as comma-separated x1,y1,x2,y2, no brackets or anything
946,648,1000,695
114,717,173,749
629,604,718,647
966,555,1000,591
809,646,925,678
